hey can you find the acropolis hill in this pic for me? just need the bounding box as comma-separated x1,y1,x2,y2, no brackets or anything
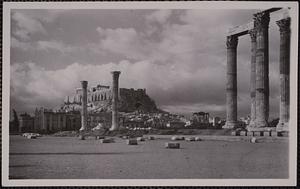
62,84,160,113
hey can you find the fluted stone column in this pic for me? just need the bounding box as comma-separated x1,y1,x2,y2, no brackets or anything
276,17,290,132
248,29,257,128
80,81,88,131
224,35,238,129
110,71,121,131
253,12,270,130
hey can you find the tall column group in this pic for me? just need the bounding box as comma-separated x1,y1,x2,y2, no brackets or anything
225,10,290,132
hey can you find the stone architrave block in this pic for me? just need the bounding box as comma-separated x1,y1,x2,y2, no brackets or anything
95,136,105,140
78,135,85,140
263,131,271,137
122,136,129,139
27,135,37,139
100,138,113,143
271,131,278,137
171,136,185,141
185,137,195,141
240,131,247,136
250,137,257,143
165,142,180,149
126,139,138,145
231,131,237,136
137,137,145,141
254,131,262,136
195,137,202,141
247,131,254,136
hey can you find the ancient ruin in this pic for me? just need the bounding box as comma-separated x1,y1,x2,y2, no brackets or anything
224,8,291,132
80,80,88,131
110,71,121,131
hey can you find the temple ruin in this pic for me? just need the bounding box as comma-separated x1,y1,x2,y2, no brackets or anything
224,8,290,132
110,71,121,131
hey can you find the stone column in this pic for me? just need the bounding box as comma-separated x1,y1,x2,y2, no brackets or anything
110,71,121,131
248,29,257,128
253,12,270,129
79,81,88,131
276,17,290,132
224,35,238,129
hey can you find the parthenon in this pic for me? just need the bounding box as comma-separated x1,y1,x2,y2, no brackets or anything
224,8,291,132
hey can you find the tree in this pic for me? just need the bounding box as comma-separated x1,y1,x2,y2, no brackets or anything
12,109,19,132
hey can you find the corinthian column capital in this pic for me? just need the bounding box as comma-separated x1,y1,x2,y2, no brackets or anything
226,35,238,49
276,17,291,34
248,29,257,42
254,12,270,32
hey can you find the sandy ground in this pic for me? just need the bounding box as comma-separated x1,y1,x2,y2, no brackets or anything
9,135,288,179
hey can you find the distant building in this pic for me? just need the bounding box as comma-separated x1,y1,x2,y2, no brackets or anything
62,84,158,113
34,108,81,133
33,107,113,133
88,112,112,129
210,117,221,127
166,121,185,128
19,113,34,132
191,112,210,128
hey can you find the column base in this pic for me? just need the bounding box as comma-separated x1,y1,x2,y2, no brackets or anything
223,121,237,129
247,126,275,132
246,120,255,131
254,119,269,128
276,121,289,132
109,126,118,131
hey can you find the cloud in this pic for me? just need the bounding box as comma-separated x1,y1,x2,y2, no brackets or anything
146,10,172,24
96,27,153,60
36,40,79,54
11,37,33,51
12,12,47,40
11,59,227,115
10,9,281,118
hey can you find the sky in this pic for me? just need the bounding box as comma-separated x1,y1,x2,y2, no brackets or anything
10,9,284,118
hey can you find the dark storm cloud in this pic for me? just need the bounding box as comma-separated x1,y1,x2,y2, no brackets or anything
10,9,283,117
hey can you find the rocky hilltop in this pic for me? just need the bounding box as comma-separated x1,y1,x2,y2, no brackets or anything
61,86,160,113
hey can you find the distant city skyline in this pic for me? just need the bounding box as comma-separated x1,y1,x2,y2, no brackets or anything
10,9,284,118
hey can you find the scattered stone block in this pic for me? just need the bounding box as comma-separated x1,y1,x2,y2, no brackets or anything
271,131,278,137
254,131,262,137
136,137,145,141
165,142,180,149
122,136,129,139
240,131,247,136
250,137,257,143
126,139,138,145
195,137,202,141
95,136,105,140
247,131,254,136
171,136,185,141
78,135,85,140
27,135,37,139
148,136,155,140
231,131,237,136
263,131,271,137
185,137,195,141
100,138,113,143
278,131,289,137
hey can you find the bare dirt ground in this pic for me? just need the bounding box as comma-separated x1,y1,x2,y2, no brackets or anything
9,135,288,179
